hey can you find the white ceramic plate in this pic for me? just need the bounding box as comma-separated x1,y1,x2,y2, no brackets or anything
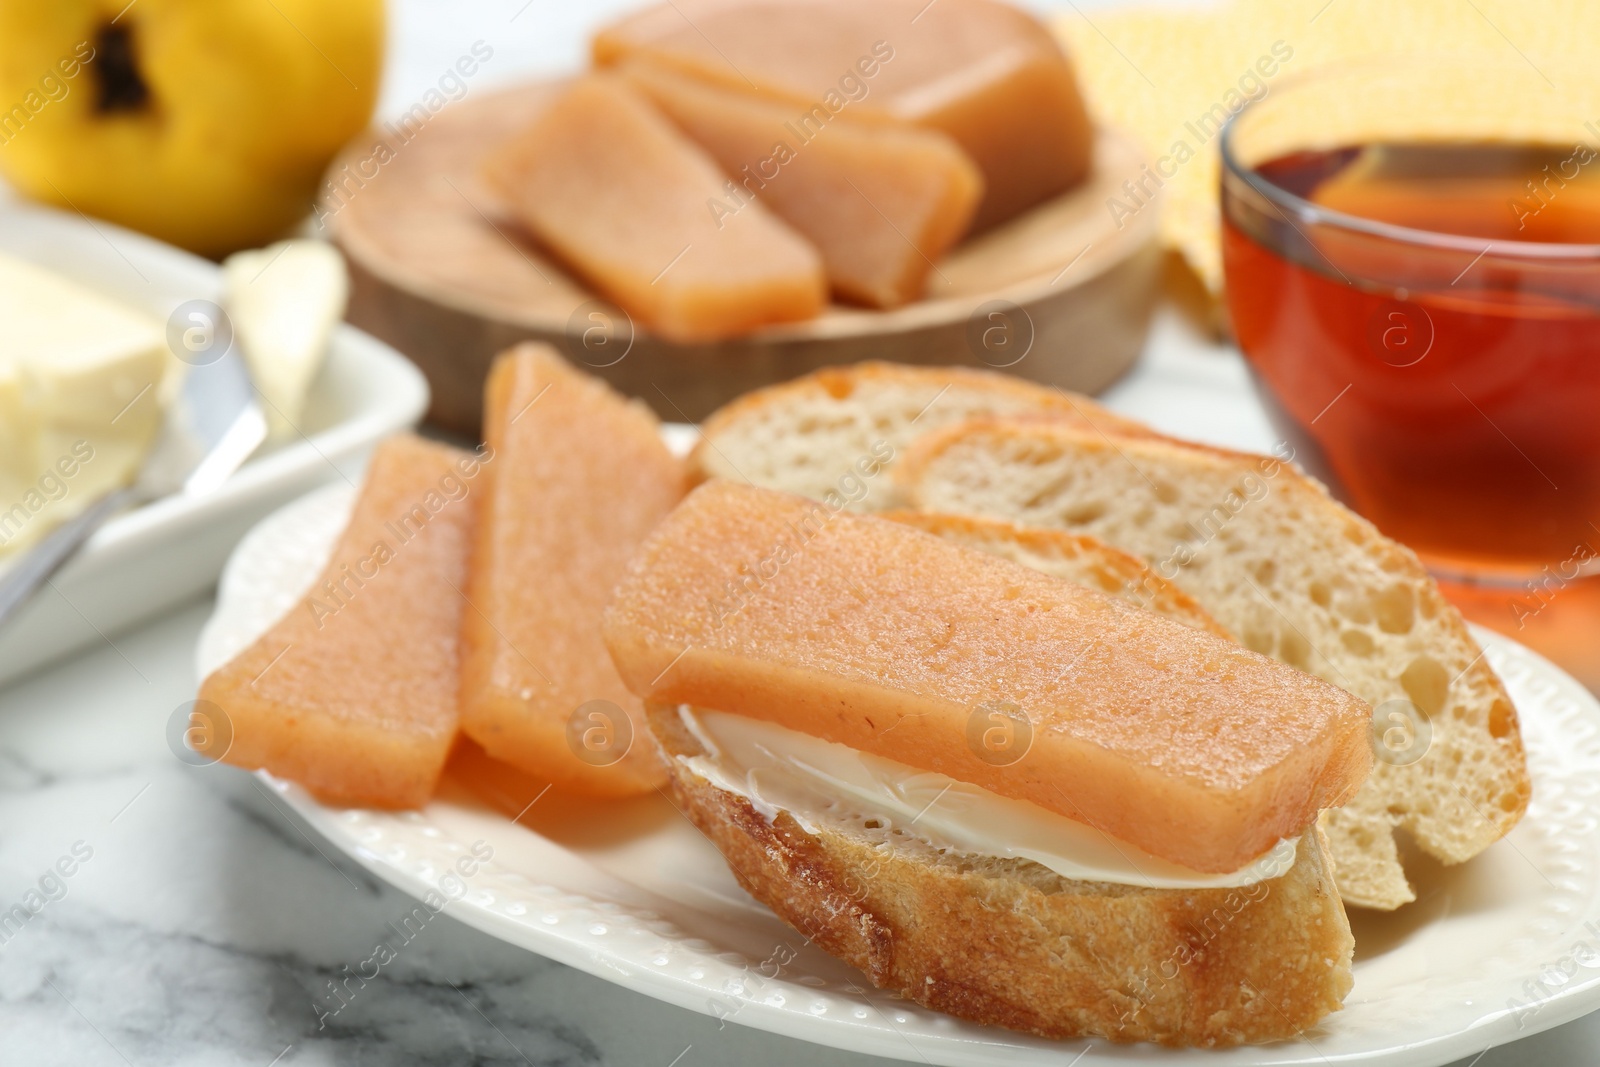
0,203,428,686
196,479,1600,1067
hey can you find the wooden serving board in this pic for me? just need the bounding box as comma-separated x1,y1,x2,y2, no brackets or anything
322,79,1162,433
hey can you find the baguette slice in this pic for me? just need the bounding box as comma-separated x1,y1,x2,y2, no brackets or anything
898,419,1532,909
690,362,1151,512
881,509,1230,638
648,704,1355,1047
603,480,1372,873
458,344,684,797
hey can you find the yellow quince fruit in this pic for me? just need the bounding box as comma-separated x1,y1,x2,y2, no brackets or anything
0,0,383,257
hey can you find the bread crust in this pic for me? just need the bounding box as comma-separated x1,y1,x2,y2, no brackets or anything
698,362,1143,438
649,705,1355,1047
689,361,1155,505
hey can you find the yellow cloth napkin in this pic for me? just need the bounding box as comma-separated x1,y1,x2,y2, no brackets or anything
1055,0,1600,294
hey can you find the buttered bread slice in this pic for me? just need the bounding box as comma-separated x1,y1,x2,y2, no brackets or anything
603,480,1371,874
649,704,1354,1046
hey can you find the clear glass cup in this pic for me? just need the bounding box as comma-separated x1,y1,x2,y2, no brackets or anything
1219,59,1600,689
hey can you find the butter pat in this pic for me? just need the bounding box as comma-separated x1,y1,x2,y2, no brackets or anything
677,707,1299,890
224,240,348,441
0,253,170,554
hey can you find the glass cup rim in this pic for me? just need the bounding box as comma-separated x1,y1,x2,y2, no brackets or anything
1218,60,1600,261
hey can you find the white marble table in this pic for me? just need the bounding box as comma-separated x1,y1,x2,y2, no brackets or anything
4,310,1595,1067
3,1,1598,1063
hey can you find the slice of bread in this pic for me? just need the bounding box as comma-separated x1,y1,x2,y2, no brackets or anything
881,510,1230,638
648,704,1355,1047
897,419,1532,909
690,362,1151,512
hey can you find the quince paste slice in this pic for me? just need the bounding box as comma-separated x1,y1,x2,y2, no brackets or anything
623,59,982,308
198,435,478,808
594,0,1093,231
459,345,686,797
603,480,1373,874
481,74,826,342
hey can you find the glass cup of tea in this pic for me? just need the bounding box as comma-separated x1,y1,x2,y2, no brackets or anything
1219,59,1600,688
